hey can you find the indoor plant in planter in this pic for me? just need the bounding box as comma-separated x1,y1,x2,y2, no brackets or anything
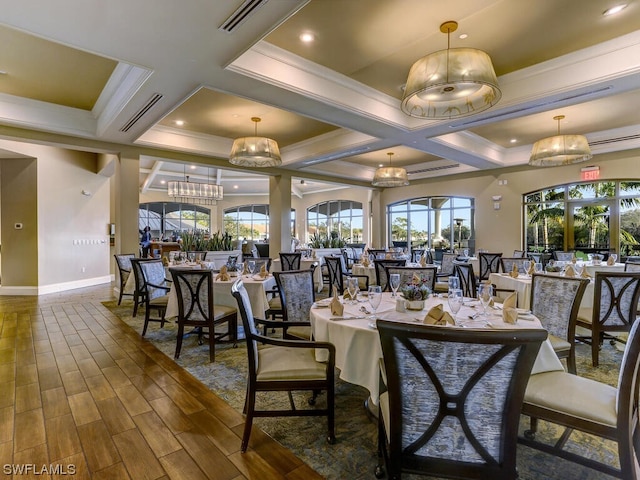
400,277,432,310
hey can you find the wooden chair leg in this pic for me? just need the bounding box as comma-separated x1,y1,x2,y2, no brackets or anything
175,324,184,359
208,323,215,363
241,391,256,453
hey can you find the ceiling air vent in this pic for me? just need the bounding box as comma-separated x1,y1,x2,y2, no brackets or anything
119,93,163,133
589,133,640,146
407,164,460,175
219,0,269,33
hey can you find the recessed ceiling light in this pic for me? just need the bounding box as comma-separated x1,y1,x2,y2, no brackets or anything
175,120,185,126
603,4,627,15
510,138,517,144
0,70,7,75
233,185,239,189
299,32,315,43
458,33,468,39
190,165,196,170
160,180,166,184
379,164,384,168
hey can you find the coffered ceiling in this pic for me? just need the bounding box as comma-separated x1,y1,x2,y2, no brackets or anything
0,0,639,198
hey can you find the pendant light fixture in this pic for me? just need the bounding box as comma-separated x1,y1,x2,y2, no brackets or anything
167,166,223,204
372,152,409,187
401,20,501,119
529,115,592,166
229,117,282,167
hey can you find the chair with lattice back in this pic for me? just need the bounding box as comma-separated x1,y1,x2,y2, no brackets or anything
325,256,369,295
137,260,172,337
478,252,503,281
373,259,406,291
453,260,477,298
114,253,136,305
279,252,302,271
375,320,545,480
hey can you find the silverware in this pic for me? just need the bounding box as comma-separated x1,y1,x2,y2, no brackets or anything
330,315,366,321
360,306,371,315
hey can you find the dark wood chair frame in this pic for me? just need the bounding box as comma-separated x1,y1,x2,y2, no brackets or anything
453,261,477,298
325,256,369,295
375,320,545,480
478,252,503,281
231,279,336,453
114,253,136,305
130,257,159,317
373,259,406,291
279,252,302,271
137,259,172,337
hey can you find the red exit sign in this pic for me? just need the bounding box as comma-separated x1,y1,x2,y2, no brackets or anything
581,166,600,181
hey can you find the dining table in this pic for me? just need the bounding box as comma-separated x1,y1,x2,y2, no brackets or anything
310,291,563,411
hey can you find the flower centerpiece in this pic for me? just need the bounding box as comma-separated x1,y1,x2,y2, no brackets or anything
400,276,432,310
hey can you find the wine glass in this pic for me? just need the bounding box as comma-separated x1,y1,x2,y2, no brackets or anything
447,289,463,324
522,259,532,276
389,274,400,298
247,260,256,278
346,277,358,304
534,262,543,274
478,284,493,317
610,253,618,264
367,285,382,321
463,248,469,258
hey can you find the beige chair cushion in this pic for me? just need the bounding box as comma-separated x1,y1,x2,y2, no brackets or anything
257,346,326,381
576,306,593,324
548,334,571,353
149,295,169,306
434,281,449,293
379,391,390,443
213,304,236,320
268,297,282,310
525,371,617,427
286,325,311,340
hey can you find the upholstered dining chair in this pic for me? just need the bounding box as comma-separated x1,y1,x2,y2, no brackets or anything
114,253,136,305
553,251,574,262
625,261,640,272
325,256,369,295
478,252,503,281
384,266,437,292
512,249,526,258
373,259,406,292
137,260,172,337
231,279,336,453
279,252,302,271
575,271,640,367
265,263,318,333
434,252,460,293
273,269,315,340
169,268,237,362
500,257,528,274
528,252,552,268
130,257,159,317
520,319,640,480
368,248,388,259
375,320,545,480
529,273,589,374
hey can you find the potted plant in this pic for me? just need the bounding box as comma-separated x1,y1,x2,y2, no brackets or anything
400,276,432,310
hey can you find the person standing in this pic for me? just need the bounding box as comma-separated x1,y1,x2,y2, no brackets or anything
140,226,152,258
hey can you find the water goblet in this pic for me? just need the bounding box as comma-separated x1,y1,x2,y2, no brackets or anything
448,276,460,295
478,284,493,317
346,277,358,304
389,274,400,298
247,260,256,278
534,262,543,274
447,289,463,324
463,249,469,258
522,260,532,276
367,285,382,321
610,253,618,263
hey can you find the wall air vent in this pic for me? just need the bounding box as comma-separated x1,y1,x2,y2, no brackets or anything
588,133,640,146
219,0,269,33
407,164,460,175
119,93,163,133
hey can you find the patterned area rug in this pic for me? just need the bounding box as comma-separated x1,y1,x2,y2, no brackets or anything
104,300,623,480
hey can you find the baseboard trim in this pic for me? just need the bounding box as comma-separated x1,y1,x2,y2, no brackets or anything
0,276,112,296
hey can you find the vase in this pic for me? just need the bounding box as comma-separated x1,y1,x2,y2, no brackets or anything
405,300,425,311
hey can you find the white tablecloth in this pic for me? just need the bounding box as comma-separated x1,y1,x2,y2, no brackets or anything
310,292,561,406
271,258,323,292
351,264,376,286
489,272,596,310
165,274,277,319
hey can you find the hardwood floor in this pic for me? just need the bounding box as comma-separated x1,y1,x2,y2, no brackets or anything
0,283,323,479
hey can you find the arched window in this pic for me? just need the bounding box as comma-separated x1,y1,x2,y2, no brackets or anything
307,200,363,244
139,202,210,239
524,180,640,258
387,197,475,252
224,205,296,241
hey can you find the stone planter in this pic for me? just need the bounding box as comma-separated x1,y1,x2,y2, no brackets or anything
405,300,426,311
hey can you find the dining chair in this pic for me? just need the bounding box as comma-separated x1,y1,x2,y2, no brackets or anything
553,251,574,262
478,252,503,281
512,249,526,258
325,256,369,294
137,260,172,337
129,257,158,317
231,279,336,453
279,252,302,271
500,257,528,274
373,259,406,291
169,268,237,362
527,252,553,268
266,262,318,329
453,261,477,298
254,243,270,258
375,320,545,480
625,261,640,272
384,265,437,292
368,248,388,259
434,252,460,292
575,271,640,367
529,273,589,374
114,253,136,305
519,319,640,479
273,269,315,340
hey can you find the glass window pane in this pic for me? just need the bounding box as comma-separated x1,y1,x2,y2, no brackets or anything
621,197,640,257
621,182,640,196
